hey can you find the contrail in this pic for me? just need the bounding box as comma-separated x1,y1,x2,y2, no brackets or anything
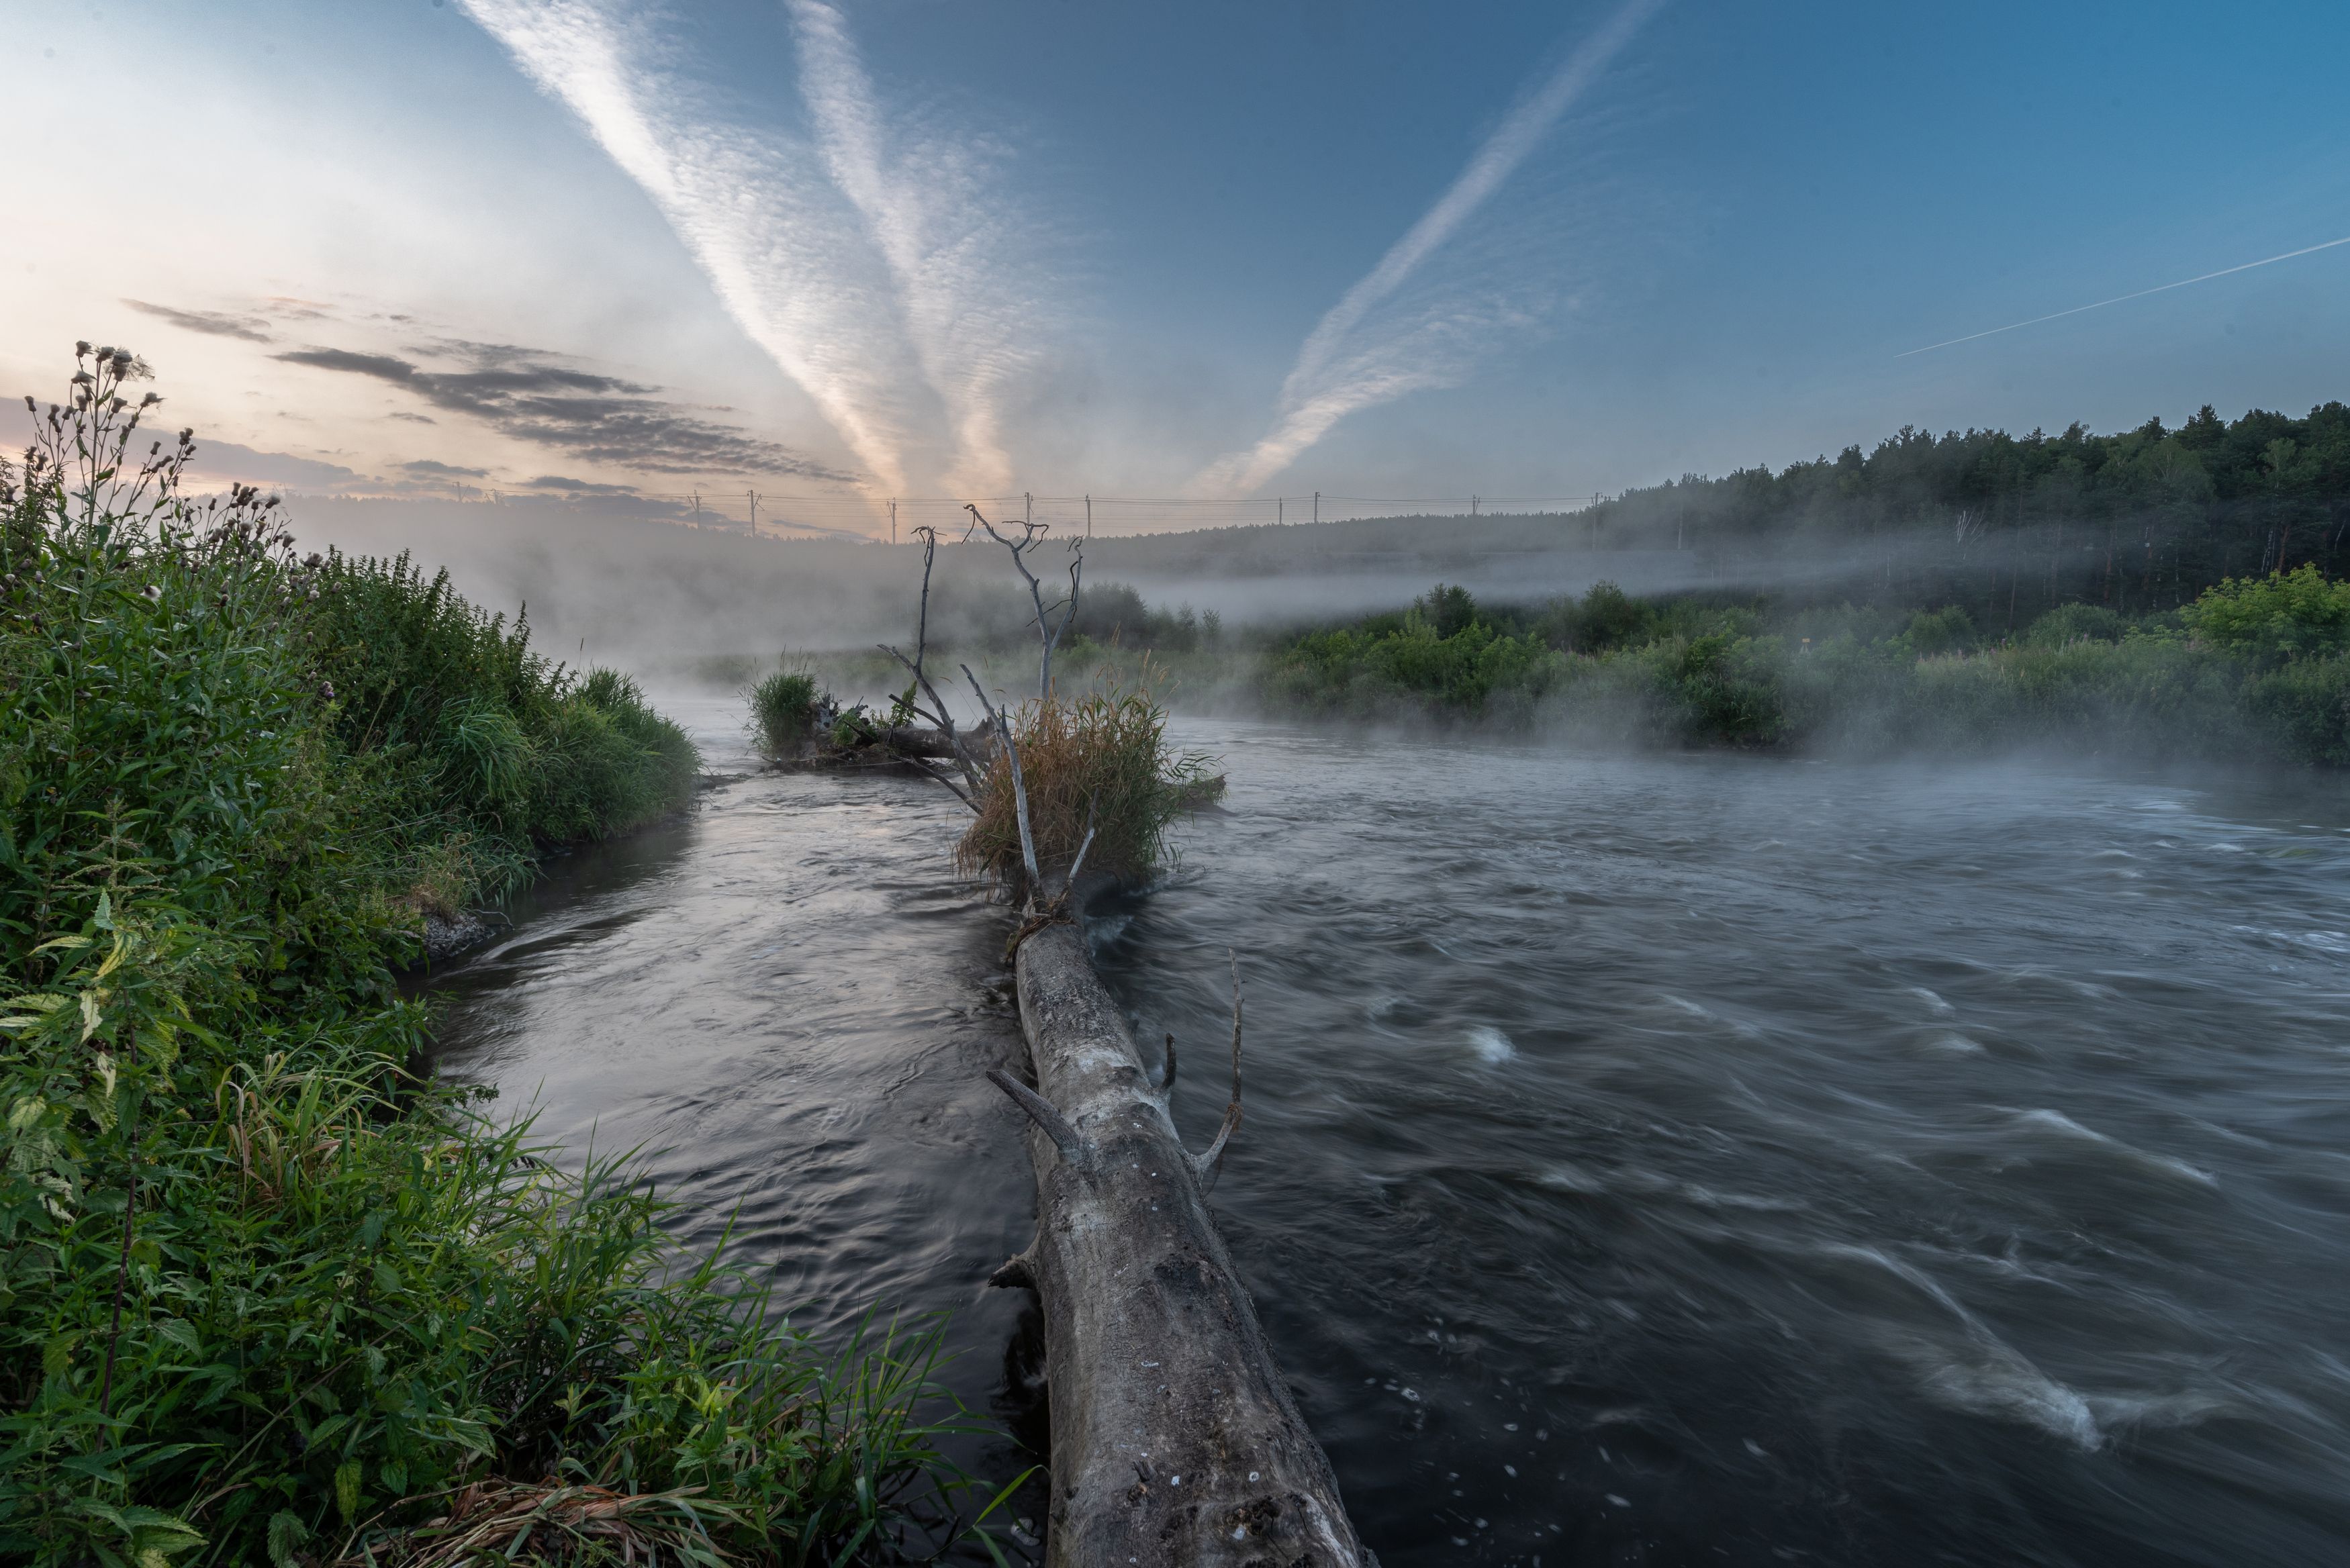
1195,0,1663,497
461,0,937,496
785,0,1045,495
1897,234,2350,358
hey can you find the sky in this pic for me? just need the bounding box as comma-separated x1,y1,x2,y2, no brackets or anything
6,0,2350,536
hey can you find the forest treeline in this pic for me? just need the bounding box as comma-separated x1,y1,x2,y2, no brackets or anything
1574,402,2350,624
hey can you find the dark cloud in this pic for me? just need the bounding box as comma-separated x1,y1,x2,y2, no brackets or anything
400,458,489,478
522,474,641,495
387,411,436,424
275,344,852,481
123,299,275,343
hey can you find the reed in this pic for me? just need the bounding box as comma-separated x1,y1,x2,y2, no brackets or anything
955,677,1219,887
749,668,823,755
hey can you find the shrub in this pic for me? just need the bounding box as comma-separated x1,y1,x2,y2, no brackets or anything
1899,605,1975,655
2023,602,2126,646
2181,564,2350,667
956,681,1217,887
0,347,955,1565
749,669,822,754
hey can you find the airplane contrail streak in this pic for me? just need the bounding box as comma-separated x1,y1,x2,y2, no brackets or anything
1896,234,2350,358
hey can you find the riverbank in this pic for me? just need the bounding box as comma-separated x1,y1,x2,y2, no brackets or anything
0,353,953,1565
1252,573,2350,763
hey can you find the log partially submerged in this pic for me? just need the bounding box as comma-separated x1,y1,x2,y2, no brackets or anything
992,903,1372,1566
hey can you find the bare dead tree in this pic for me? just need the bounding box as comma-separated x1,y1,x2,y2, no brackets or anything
964,502,1082,699
875,524,986,810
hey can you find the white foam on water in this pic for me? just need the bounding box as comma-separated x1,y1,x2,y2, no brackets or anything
1914,1348,2102,1450
1537,1161,1607,1195
1826,1244,2103,1450
2010,1108,2218,1187
1907,986,1957,1018
1924,1032,1987,1055
1467,1025,1515,1064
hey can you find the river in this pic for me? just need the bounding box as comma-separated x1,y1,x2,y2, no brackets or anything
422,697,2350,1567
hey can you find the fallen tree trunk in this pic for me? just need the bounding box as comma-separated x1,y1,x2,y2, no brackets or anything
992,910,1372,1566
876,724,960,760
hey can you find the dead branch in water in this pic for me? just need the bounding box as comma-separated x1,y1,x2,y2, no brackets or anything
876,524,988,808
963,664,1040,887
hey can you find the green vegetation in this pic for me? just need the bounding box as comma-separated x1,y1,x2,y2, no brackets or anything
748,669,823,755
1261,573,2350,765
1574,402,2350,621
955,681,1220,888
0,348,970,1565
1066,581,1223,654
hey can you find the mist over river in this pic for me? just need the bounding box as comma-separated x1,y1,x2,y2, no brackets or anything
422,700,2350,1567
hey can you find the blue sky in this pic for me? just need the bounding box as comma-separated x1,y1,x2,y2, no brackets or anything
7,0,2349,530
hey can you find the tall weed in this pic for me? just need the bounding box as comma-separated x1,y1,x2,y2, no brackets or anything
1,347,957,1565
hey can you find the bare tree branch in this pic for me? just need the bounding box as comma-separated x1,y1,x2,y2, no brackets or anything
1187,950,1244,1192
987,1067,1092,1169
966,502,1084,699
1062,789,1100,893
966,663,1039,889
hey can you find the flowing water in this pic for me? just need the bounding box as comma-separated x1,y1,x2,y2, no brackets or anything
424,699,2350,1567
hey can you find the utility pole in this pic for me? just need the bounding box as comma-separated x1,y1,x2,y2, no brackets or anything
1084,493,1092,539
747,489,759,538
1313,491,1319,525
1472,494,1479,517
1025,491,1033,527
1278,497,1283,526
889,497,898,546
692,487,702,525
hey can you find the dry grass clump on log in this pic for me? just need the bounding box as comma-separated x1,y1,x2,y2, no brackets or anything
954,679,1221,887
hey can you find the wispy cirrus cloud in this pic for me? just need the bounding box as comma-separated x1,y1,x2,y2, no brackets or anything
784,0,1049,495
1195,0,1664,496
459,0,1051,498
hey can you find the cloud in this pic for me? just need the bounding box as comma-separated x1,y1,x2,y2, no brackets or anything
459,0,928,494
521,473,639,494
122,299,276,343
399,458,489,477
179,436,362,489
387,411,437,424
460,0,1055,497
784,0,1050,494
1194,0,1663,495
275,342,852,480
